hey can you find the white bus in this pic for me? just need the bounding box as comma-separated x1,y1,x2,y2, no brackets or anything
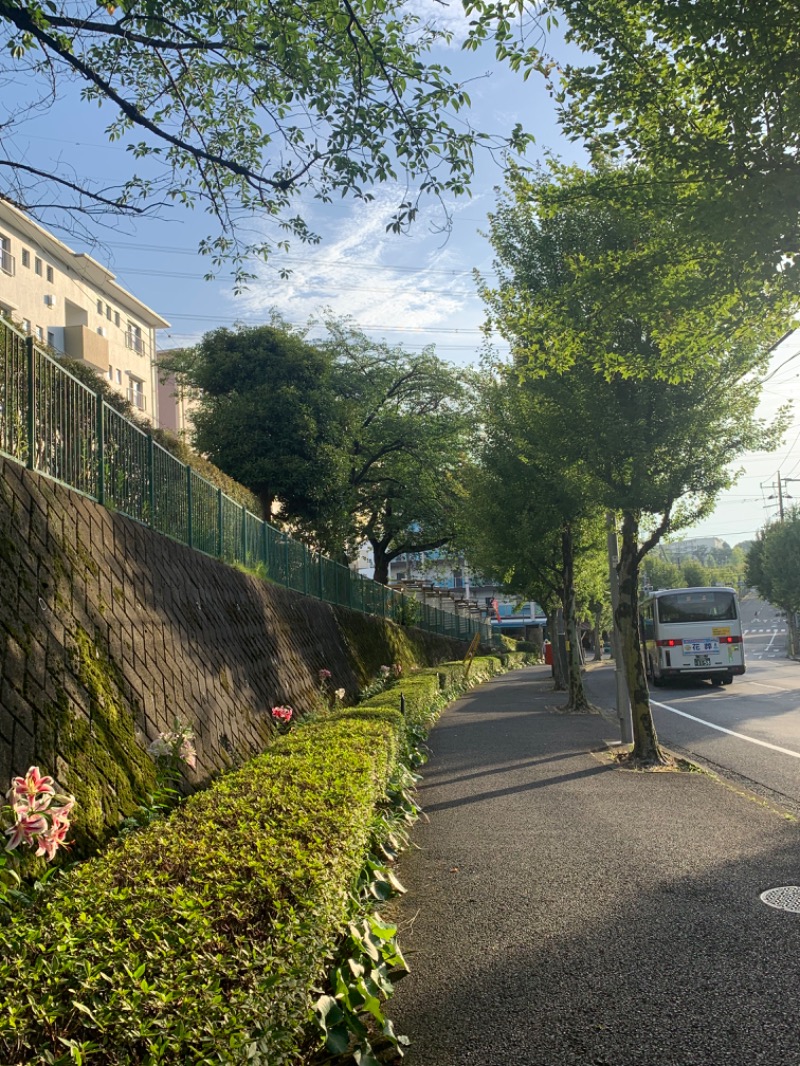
640,586,745,687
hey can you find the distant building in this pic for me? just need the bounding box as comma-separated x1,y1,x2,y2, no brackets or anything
0,200,169,423
155,348,196,436
661,536,730,560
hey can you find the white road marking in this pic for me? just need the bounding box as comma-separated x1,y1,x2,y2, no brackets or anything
650,699,800,759
741,680,792,692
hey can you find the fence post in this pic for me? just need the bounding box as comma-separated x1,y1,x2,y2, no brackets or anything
241,503,247,565
96,388,105,505
147,434,155,528
284,534,290,588
262,521,268,571
25,336,35,471
186,465,193,548
217,488,223,559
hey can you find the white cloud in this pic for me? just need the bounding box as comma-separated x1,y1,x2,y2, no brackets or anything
232,187,482,349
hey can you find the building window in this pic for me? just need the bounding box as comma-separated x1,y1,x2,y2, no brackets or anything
48,331,55,348
21,249,30,269
116,369,122,384
127,376,146,411
0,235,15,276
22,319,31,334
126,322,144,354
46,265,54,283
106,304,112,320
35,325,43,341
108,366,113,380
34,257,42,276
96,298,103,313
114,311,120,327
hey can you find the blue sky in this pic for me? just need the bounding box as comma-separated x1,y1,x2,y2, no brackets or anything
7,2,798,547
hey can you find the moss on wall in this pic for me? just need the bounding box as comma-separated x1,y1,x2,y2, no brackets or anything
43,627,157,855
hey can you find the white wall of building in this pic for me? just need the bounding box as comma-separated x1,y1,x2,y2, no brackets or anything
0,201,170,424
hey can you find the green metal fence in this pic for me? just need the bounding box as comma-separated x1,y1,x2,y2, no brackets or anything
0,319,490,643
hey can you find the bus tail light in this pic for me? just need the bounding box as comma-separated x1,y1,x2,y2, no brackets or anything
656,638,683,647
718,635,741,644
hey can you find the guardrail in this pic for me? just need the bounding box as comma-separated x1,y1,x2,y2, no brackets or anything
0,318,490,643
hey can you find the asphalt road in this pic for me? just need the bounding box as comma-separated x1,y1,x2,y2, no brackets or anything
586,626,800,817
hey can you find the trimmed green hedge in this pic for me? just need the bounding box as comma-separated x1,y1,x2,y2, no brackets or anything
0,656,528,1065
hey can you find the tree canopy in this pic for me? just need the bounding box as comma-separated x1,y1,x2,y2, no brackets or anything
469,0,800,292
159,324,340,528
0,0,527,277
162,319,473,574
746,512,800,655
325,322,472,583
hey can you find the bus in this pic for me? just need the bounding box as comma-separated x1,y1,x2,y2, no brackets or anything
640,586,745,687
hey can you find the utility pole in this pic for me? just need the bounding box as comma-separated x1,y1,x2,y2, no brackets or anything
607,512,633,744
777,470,785,521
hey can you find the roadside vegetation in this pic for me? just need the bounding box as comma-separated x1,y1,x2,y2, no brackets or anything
0,652,535,1065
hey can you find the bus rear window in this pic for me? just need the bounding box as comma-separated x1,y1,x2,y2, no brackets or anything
657,591,737,624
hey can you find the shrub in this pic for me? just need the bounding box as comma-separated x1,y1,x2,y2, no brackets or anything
0,655,522,1064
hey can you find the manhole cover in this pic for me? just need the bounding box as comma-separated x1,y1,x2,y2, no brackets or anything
760,887,800,913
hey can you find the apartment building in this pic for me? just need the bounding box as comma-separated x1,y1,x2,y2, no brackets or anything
0,200,169,422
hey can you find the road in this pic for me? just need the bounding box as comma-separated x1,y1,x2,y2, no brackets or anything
586,596,800,815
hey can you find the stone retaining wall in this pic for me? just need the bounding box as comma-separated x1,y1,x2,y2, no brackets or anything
0,458,466,850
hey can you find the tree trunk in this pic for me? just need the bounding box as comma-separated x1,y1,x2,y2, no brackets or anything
615,511,667,764
548,609,567,690
372,546,390,586
562,526,590,711
592,607,603,662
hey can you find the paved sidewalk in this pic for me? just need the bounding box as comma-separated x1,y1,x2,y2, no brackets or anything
387,664,800,1066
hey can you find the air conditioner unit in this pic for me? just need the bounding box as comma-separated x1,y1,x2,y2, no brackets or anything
44,294,56,307
97,326,106,337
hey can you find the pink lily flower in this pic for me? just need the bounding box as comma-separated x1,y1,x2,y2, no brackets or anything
35,819,71,861
5,811,48,852
8,766,56,810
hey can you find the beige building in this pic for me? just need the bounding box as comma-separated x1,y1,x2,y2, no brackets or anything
0,200,169,423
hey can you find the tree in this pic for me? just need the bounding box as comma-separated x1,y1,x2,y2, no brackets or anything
0,0,527,278
746,512,800,656
478,163,787,763
459,366,605,710
159,324,340,528
325,322,472,583
494,0,800,294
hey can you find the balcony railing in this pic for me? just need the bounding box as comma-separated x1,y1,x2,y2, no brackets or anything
1,247,15,276
125,332,146,355
126,387,146,411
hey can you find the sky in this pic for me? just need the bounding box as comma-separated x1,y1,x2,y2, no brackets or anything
5,2,799,548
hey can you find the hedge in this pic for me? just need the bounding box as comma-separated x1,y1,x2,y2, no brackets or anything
0,655,530,1065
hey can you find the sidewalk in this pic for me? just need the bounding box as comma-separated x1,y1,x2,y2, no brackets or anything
387,663,800,1066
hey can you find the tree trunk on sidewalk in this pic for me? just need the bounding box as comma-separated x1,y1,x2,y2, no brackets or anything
549,609,567,690
616,511,667,764
592,607,603,661
562,526,590,711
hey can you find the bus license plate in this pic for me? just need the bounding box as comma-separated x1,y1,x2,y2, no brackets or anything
683,639,719,655
694,655,711,667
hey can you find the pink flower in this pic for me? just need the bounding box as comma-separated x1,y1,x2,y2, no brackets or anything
5,811,48,852
271,705,293,724
50,797,75,825
318,669,332,681
35,818,71,861
8,766,56,811
179,737,197,770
